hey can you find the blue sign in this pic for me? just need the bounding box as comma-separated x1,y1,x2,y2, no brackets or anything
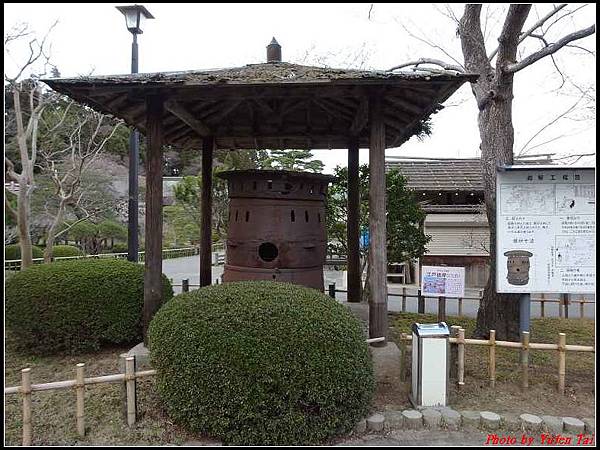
360,228,370,249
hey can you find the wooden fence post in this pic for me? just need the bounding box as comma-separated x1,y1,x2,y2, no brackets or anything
399,333,406,381
417,289,424,314
22,368,32,446
489,330,496,388
562,293,569,319
457,328,465,389
449,325,460,380
401,287,406,313
125,356,137,426
76,363,85,437
438,296,446,322
521,331,530,390
540,293,545,318
558,332,566,395
458,297,463,317
559,294,564,318
579,299,584,319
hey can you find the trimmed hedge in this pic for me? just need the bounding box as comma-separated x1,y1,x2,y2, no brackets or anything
5,259,173,354
5,244,44,260
51,245,83,257
148,281,374,445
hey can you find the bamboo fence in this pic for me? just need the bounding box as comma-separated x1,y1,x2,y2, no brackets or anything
398,329,594,394
4,355,155,446
5,331,594,445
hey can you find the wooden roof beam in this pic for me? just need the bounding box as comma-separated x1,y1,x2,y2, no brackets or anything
165,100,212,137
349,96,368,136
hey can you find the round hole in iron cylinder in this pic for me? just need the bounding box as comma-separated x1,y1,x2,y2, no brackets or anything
258,242,278,262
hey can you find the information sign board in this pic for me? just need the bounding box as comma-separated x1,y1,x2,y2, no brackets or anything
496,166,595,293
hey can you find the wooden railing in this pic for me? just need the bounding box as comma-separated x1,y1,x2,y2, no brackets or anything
397,329,594,394
327,284,594,319
4,356,154,446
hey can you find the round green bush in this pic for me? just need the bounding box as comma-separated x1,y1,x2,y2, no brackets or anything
51,245,83,257
148,281,374,445
5,259,173,354
5,244,44,260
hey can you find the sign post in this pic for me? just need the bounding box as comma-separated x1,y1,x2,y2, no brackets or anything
496,166,595,331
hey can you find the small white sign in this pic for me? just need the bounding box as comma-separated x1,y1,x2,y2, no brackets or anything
421,266,465,298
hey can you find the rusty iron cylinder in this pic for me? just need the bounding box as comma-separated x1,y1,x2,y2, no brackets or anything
266,37,282,62
217,170,335,291
504,250,533,286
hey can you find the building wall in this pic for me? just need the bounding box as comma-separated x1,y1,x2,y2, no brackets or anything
423,213,490,287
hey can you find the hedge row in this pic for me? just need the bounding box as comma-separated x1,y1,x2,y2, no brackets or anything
5,259,173,354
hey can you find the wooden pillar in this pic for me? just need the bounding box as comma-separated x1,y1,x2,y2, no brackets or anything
367,93,387,343
143,95,164,345
347,136,361,303
199,136,214,287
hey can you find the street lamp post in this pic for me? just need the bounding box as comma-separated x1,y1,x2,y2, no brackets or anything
116,4,155,263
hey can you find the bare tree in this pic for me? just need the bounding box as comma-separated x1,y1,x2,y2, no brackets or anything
390,4,595,339
37,107,122,262
4,21,58,268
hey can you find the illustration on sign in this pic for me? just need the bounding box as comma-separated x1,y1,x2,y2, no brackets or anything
504,250,533,286
421,266,465,298
496,167,595,294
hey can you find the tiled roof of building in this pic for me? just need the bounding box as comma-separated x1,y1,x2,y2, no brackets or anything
386,157,553,192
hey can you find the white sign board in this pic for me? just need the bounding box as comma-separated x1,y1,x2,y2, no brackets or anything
496,166,595,293
421,266,465,298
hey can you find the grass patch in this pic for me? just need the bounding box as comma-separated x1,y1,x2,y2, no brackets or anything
3,337,201,446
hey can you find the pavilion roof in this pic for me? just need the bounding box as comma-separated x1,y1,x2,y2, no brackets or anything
43,62,476,150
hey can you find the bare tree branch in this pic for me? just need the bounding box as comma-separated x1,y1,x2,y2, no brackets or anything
517,89,590,155
488,4,567,61
506,25,596,73
389,58,464,73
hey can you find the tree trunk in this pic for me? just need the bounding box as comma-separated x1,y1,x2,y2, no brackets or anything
17,180,33,269
459,4,530,341
474,93,521,340
44,201,67,263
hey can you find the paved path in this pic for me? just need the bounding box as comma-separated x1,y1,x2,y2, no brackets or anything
337,430,492,446
162,256,595,319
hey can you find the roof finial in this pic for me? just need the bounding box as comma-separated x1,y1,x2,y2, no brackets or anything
267,37,282,63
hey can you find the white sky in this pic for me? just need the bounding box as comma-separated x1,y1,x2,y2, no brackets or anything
4,3,597,172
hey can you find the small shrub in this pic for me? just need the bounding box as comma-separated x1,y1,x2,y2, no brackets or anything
148,281,374,445
4,244,44,260
51,245,83,258
5,259,173,354
110,243,129,253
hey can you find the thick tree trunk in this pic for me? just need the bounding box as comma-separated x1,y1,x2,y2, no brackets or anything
474,89,521,340
460,4,530,341
17,180,33,268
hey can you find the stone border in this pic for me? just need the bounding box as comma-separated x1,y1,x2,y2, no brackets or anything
359,409,595,435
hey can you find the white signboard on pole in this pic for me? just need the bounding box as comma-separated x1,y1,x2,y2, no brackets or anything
496,166,595,293
421,266,465,298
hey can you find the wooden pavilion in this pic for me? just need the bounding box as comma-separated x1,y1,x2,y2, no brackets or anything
43,41,475,344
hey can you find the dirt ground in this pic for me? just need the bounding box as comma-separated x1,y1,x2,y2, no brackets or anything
4,312,595,445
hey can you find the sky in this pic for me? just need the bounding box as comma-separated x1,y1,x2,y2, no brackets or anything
4,3,597,172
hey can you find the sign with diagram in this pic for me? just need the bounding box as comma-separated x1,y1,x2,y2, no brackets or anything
496,166,595,293
421,265,465,298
